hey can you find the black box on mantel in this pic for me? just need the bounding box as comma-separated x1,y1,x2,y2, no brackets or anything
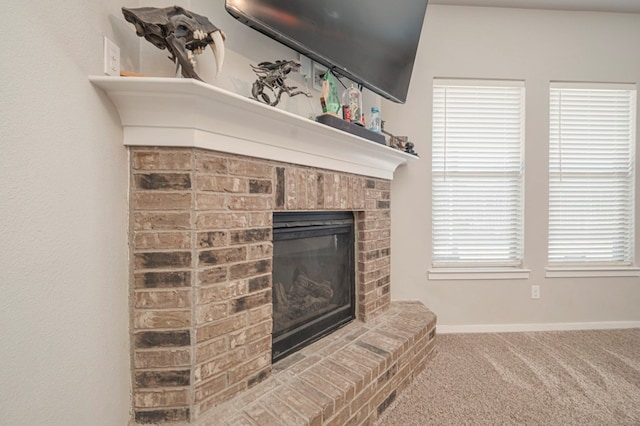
316,113,387,145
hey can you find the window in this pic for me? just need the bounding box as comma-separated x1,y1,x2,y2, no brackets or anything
549,83,636,266
432,80,525,269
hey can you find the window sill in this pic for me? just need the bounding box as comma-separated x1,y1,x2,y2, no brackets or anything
545,266,640,278
428,268,531,281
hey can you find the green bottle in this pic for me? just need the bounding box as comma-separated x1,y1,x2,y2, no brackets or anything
323,72,341,115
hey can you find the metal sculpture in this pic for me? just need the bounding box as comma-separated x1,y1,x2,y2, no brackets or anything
250,60,311,106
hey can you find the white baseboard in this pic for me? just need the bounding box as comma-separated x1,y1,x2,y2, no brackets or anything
437,321,640,334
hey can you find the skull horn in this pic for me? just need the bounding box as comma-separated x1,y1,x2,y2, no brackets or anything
210,30,225,78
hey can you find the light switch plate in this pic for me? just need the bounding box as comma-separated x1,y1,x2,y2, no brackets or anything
103,36,120,76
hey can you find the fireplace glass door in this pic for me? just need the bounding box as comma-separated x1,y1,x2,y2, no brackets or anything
272,211,355,362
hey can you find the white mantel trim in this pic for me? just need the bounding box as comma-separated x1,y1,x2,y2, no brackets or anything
89,76,418,179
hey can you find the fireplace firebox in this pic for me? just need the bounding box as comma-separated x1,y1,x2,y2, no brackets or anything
272,211,356,362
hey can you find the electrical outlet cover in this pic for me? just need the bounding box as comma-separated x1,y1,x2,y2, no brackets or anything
103,36,120,76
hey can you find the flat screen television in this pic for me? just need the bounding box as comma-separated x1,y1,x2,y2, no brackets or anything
225,0,429,104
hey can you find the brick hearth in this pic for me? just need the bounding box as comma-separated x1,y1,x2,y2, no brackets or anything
129,146,436,424
204,301,436,426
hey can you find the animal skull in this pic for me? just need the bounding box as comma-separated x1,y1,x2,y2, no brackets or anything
122,6,225,81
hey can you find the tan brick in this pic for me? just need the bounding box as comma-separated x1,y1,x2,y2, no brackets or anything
198,280,247,304
134,310,191,329
228,159,274,178
350,381,377,415
290,378,335,420
248,243,272,260
134,389,188,408
259,393,308,425
195,153,228,174
134,212,191,231
297,168,308,210
135,289,191,309
198,266,229,286
197,313,247,343
195,374,227,403
306,171,318,210
248,304,272,324
133,192,192,211
134,231,191,250
227,195,274,211
197,175,248,193
196,302,229,325
195,193,226,210
249,212,272,227
244,335,271,356
194,382,247,418
314,364,356,401
233,376,280,409
133,151,192,171
243,403,283,425
197,212,250,229
229,322,271,349
195,348,246,382
285,168,297,210
299,370,345,412
326,405,351,426
273,385,323,426
196,336,228,363
228,352,271,384
339,175,349,209
134,349,191,368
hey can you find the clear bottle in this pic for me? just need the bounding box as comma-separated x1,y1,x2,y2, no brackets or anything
342,84,362,123
369,106,381,133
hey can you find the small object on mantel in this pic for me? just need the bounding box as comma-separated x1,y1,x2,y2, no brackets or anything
122,6,226,82
120,70,147,77
316,113,386,145
250,59,312,106
381,121,419,156
322,71,341,115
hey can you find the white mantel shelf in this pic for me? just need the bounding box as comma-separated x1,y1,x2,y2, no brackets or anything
90,76,418,180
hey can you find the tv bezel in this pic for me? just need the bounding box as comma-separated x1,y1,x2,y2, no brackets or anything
225,1,427,103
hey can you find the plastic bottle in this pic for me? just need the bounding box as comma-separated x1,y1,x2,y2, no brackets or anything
369,106,381,133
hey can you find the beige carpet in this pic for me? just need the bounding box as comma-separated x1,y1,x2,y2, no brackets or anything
376,329,640,425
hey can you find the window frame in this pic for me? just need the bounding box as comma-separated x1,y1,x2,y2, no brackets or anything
430,79,527,279
547,82,637,275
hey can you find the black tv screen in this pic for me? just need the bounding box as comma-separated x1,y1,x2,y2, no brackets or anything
225,0,429,103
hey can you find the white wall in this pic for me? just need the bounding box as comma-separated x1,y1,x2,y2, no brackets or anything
0,3,138,425
386,5,640,328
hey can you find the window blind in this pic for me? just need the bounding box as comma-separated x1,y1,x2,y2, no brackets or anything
549,83,636,265
432,80,525,267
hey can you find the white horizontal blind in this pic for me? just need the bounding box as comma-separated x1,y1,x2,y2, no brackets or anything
432,80,525,267
549,83,636,265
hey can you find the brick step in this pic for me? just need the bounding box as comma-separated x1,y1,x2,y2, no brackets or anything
202,301,437,426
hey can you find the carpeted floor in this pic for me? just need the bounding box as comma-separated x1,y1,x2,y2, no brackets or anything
376,329,640,425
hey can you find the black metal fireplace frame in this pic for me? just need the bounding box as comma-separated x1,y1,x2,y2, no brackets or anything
272,211,356,362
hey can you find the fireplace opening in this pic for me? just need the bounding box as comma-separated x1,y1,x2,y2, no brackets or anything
272,211,356,362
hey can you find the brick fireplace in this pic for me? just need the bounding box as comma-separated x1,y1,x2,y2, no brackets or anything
91,76,436,425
